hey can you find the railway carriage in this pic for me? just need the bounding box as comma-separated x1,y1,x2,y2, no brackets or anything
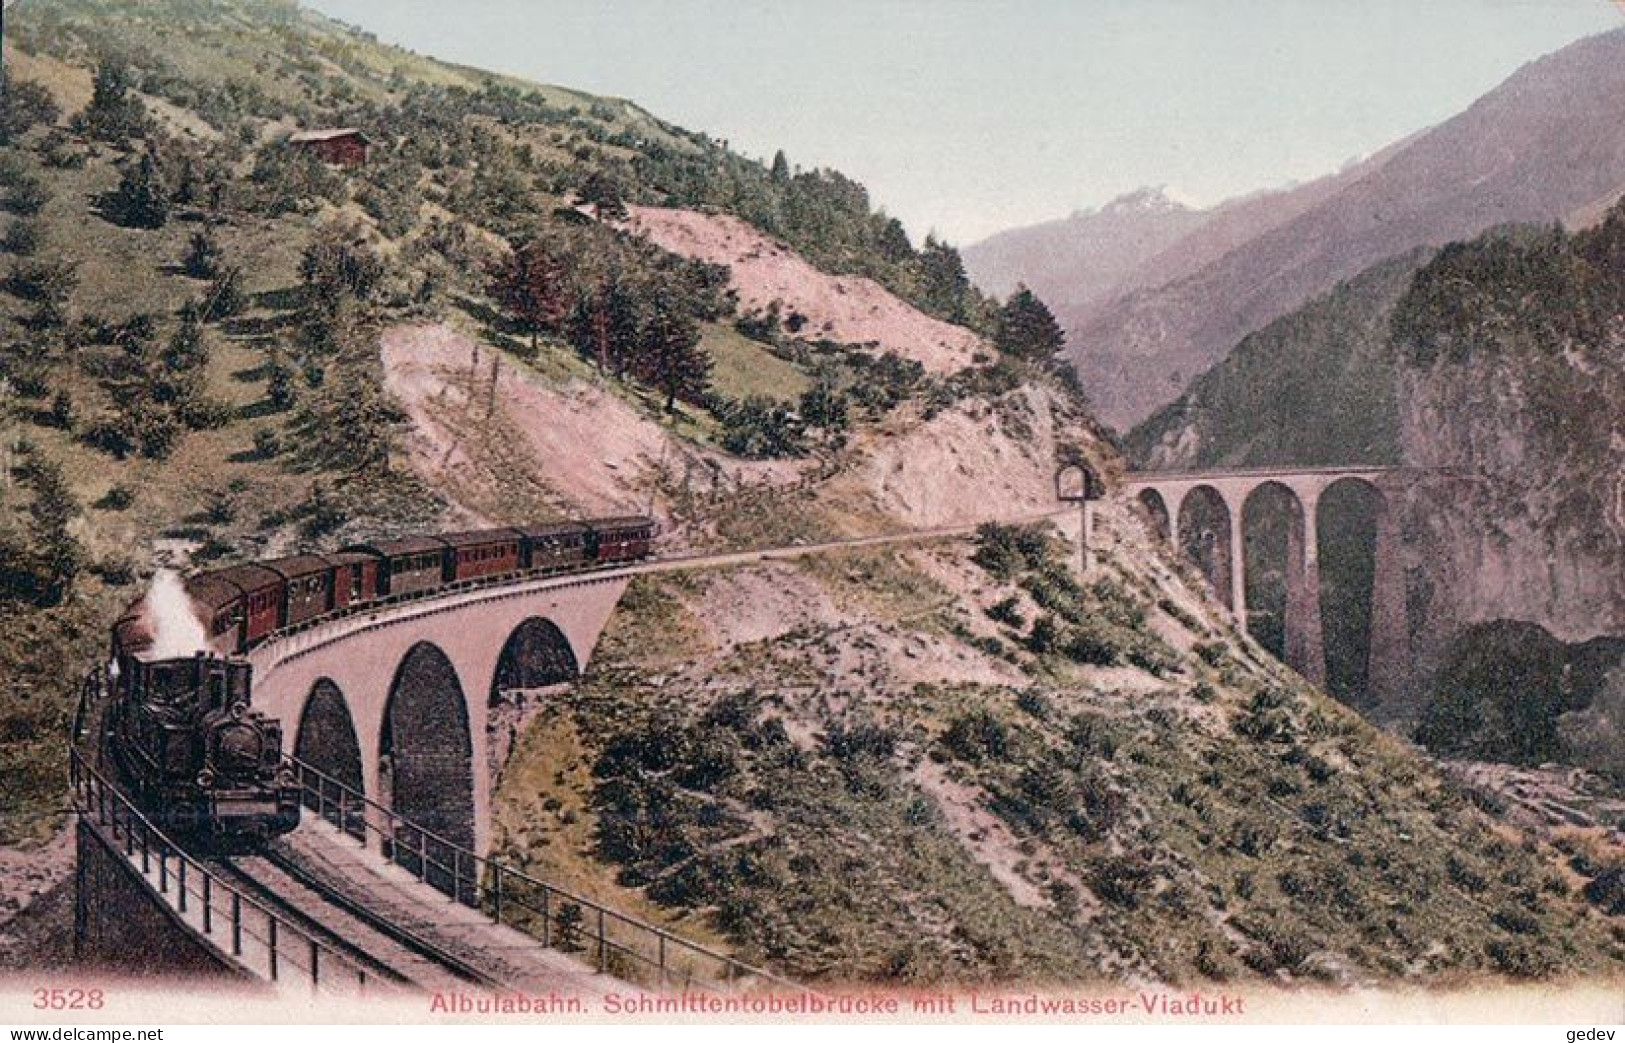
441,528,523,583
328,550,382,610
346,535,448,597
517,521,592,572
205,564,286,648
186,572,251,656
589,516,658,564
263,554,337,627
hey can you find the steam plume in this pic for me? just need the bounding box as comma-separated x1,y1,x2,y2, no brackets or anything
145,569,208,658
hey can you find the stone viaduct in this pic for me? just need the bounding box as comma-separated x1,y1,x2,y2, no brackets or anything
1122,465,1407,702
246,570,630,860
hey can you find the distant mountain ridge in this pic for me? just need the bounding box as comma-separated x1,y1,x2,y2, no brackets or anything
961,186,1210,311
970,27,1625,430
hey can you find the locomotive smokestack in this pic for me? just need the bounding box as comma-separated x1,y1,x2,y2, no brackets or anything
145,569,209,658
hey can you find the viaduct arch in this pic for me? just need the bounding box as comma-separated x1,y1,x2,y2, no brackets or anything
1123,466,1406,706
247,572,629,860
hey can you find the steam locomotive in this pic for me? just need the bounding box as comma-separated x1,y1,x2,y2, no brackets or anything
104,643,301,844
105,516,659,845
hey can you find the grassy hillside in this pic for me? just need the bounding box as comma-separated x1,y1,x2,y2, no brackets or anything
494,518,1625,984
4,0,993,327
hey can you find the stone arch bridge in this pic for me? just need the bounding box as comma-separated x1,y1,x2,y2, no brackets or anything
247,571,628,860
1123,465,1411,702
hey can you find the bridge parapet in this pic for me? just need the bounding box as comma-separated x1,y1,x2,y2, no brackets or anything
252,569,631,674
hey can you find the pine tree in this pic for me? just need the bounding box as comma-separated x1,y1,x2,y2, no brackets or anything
183,227,222,278
107,150,170,229
202,266,246,320
994,285,1066,362
798,381,849,433
568,274,642,376
578,170,628,222
489,238,573,349
770,149,790,184
919,234,972,322
19,450,83,603
632,289,710,413
78,62,149,145
0,69,60,143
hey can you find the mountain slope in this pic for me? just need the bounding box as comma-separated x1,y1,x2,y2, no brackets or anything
1069,28,1625,429
1127,249,1430,469
1124,204,1625,771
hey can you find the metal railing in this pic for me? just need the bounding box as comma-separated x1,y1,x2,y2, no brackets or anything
68,747,392,996
287,756,809,996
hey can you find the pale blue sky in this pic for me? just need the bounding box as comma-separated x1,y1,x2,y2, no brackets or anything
307,0,1624,244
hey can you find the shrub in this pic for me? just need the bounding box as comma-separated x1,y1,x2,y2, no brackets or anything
821,721,898,762
1485,938,1557,979
46,390,74,431
1016,689,1049,719
1026,613,1062,655
1582,867,1625,915
1063,618,1121,667
1090,853,1155,909
986,596,1024,629
716,395,807,459
183,228,222,278
80,416,134,458
251,427,281,459
942,709,1009,763
1019,760,1071,810
553,902,586,951
972,522,1054,580
94,485,134,510
6,175,50,218
0,71,60,142
4,217,42,255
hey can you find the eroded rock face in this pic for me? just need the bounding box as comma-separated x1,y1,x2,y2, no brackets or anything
1395,349,1625,676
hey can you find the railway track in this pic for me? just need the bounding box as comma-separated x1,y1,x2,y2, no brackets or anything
199,845,489,992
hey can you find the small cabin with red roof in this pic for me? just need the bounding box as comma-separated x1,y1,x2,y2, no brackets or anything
286,127,371,167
